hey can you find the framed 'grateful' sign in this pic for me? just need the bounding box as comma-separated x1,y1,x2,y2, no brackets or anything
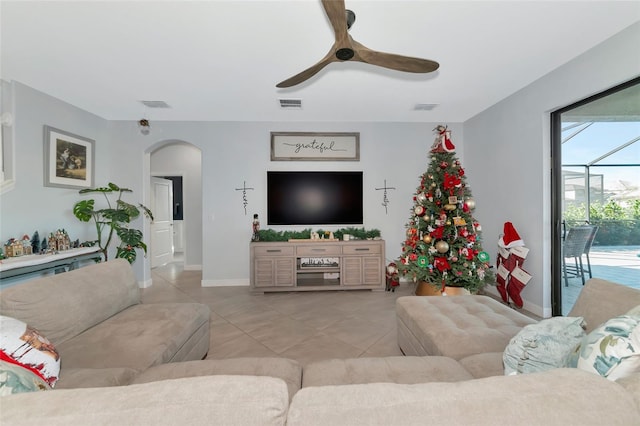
270,132,360,161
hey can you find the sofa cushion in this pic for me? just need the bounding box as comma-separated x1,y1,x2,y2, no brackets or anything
132,357,302,401
0,315,60,387
615,372,640,412
287,369,639,426
302,356,473,387
568,278,640,333
1,375,289,426
0,259,139,346
396,295,537,359
0,360,50,395
54,367,139,389
56,302,210,371
627,304,640,316
458,352,505,378
503,316,586,375
577,314,640,381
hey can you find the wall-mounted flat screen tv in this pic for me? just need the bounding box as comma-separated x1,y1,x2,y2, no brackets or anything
267,171,363,226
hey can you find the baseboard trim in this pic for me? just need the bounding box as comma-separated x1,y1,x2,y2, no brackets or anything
201,278,250,287
139,278,153,289
483,286,546,319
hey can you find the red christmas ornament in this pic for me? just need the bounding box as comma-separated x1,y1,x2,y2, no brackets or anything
431,227,444,239
443,172,461,190
458,168,465,177
434,257,450,272
440,161,449,169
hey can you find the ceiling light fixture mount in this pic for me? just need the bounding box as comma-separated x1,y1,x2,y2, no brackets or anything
138,118,150,135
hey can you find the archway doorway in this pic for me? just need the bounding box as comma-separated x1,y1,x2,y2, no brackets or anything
149,141,203,270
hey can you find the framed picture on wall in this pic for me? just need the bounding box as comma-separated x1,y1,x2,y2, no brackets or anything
271,132,360,161
44,125,95,189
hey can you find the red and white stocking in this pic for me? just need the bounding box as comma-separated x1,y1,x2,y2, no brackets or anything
509,245,529,269
507,266,532,309
496,262,510,303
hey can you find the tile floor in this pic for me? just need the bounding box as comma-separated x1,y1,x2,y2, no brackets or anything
143,261,411,366
145,246,639,364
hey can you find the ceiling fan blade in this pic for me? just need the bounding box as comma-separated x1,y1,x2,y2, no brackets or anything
352,39,439,73
322,0,349,45
276,49,337,88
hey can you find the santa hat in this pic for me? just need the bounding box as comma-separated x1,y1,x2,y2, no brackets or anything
498,222,525,249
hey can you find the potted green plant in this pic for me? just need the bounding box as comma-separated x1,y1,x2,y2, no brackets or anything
73,182,153,263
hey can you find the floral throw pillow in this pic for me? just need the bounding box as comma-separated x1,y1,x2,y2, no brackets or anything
0,360,50,395
503,316,586,375
0,315,60,387
576,314,640,381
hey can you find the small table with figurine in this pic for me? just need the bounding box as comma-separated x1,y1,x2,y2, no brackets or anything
0,246,102,283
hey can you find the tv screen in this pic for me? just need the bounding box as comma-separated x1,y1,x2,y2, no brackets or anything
267,171,363,226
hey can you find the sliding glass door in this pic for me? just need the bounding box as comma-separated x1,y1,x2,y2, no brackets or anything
551,77,640,316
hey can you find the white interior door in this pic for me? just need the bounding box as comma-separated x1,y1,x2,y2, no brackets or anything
150,177,174,268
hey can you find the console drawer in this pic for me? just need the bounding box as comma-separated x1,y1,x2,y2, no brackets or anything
253,245,295,256
342,244,381,255
296,245,342,256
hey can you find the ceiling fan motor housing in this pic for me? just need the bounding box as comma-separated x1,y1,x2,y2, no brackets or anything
336,48,355,61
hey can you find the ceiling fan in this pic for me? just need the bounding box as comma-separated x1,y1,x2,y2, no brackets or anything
276,0,440,88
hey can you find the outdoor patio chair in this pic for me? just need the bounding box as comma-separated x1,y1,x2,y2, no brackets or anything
562,226,593,287
582,225,599,279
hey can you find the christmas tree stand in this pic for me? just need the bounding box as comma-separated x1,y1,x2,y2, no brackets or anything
414,281,470,296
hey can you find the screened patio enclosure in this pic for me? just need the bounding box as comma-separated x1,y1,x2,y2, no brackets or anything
553,79,640,315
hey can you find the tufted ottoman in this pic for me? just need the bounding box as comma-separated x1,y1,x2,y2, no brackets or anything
396,295,537,360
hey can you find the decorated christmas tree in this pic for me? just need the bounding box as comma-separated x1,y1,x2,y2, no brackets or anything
397,125,493,294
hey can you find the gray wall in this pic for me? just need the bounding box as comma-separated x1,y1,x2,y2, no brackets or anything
0,81,110,253
464,22,640,317
108,120,464,286
1,86,462,286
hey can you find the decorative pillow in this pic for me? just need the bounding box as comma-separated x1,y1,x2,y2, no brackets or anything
0,315,60,387
503,316,586,375
576,314,640,381
0,360,50,395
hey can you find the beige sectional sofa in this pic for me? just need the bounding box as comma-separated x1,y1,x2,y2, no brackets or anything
0,259,212,388
1,259,639,425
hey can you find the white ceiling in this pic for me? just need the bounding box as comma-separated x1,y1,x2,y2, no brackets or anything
1,1,639,123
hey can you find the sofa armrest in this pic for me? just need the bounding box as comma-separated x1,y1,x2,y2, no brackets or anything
568,278,640,332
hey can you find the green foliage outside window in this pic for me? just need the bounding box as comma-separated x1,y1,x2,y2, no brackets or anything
564,199,640,245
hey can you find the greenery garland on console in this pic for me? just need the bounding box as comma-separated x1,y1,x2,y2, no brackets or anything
256,227,381,242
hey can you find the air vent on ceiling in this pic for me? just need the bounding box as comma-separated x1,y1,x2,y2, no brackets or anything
414,103,439,111
279,99,303,109
139,100,171,109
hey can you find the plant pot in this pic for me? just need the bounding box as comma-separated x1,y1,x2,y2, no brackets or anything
414,281,471,296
